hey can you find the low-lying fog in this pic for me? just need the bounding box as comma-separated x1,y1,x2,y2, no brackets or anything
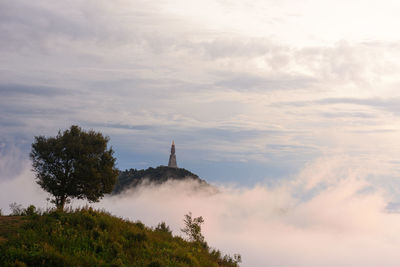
2,156,400,267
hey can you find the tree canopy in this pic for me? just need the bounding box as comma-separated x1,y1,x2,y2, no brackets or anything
30,125,118,210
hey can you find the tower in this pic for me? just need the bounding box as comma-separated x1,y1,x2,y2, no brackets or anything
168,140,178,168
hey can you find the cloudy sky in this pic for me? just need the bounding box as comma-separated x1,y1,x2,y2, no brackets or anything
2,0,400,265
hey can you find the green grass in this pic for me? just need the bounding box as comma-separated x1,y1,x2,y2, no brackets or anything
0,216,27,243
0,208,240,267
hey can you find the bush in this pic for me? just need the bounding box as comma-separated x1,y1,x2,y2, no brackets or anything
7,204,40,216
155,222,172,235
24,205,39,216
135,221,145,230
9,202,24,216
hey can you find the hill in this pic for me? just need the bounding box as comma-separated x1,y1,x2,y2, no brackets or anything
113,166,209,194
0,208,240,266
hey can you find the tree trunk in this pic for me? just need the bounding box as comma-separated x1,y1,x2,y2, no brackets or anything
57,196,66,211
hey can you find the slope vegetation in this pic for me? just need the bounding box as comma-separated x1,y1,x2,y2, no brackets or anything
0,208,239,267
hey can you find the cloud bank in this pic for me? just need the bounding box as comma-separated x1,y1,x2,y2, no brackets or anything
2,155,400,266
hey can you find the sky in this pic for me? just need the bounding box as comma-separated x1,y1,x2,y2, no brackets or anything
2,0,400,266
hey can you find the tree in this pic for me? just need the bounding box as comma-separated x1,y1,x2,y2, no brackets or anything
181,212,205,244
30,125,118,210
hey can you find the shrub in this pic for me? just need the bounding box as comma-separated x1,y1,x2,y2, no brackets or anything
9,202,24,216
135,221,145,230
155,222,172,235
24,205,39,216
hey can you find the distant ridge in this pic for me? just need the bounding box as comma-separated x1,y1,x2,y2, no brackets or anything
113,166,209,194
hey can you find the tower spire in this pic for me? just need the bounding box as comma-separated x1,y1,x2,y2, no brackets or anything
168,141,177,168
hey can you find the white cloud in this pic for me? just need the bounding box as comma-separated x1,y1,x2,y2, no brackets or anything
0,160,48,213
2,145,400,266
92,157,400,266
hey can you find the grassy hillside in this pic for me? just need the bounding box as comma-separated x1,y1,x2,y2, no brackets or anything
0,207,240,267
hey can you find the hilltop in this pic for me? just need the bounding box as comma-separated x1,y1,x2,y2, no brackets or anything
113,166,209,194
0,208,240,266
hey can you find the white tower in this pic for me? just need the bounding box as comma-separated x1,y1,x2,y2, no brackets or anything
168,141,178,168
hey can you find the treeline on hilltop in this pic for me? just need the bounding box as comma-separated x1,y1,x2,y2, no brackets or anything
113,166,209,194
0,206,240,266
